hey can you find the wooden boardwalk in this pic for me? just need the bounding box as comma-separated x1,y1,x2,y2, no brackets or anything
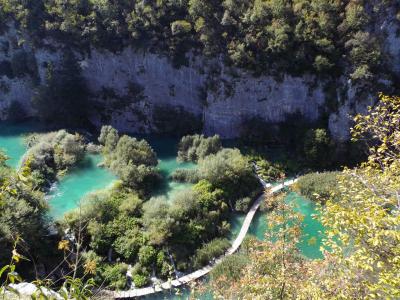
111,178,296,299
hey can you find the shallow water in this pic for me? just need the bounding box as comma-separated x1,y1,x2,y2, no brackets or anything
0,121,44,168
47,154,117,218
0,122,324,299
0,124,195,218
139,135,196,200
229,192,325,259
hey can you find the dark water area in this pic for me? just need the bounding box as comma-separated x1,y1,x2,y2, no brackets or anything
138,135,196,200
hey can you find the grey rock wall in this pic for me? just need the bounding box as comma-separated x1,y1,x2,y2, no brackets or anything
0,15,399,141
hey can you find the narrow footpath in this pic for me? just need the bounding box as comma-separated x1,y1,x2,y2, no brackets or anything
111,177,297,299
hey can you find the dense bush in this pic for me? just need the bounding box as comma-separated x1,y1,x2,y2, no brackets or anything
21,130,85,189
64,185,174,288
168,181,229,247
177,134,222,162
95,263,128,290
0,151,54,274
0,0,393,87
294,171,340,204
210,253,249,282
193,238,230,268
251,156,285,182
64,177,233,288
98,125,160,193
235,197,252,212
197,148,261,209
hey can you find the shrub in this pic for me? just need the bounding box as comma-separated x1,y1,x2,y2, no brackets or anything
138,246,157,267
235,197,252,212
253,158,285,182
197,148,261,208
97,263,128,290
177,134,222,162
98,126,160,193
21,130,85,189
113,228,143,262
210,253,249,282
133,274,149,288
193,238,230,268
294,171,340,204
171,20,192,35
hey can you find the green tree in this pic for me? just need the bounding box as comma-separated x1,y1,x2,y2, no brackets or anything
197,148,260,208
177,134,222,163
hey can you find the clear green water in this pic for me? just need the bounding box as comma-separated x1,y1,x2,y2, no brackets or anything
0,123,324,299
47,154,117,218
229,192,325,259
0,121,45,168
138,135,195,200
48,136,195,218
0,124,195,218
0,122,117,218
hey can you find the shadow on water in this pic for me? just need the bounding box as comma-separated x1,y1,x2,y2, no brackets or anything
134,135,196,200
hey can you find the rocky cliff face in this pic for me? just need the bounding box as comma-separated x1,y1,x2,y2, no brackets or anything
0,17,399,141
82,48,326,138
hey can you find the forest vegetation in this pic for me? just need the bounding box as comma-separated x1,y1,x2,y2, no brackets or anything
0,0,398,91
0,0,399,298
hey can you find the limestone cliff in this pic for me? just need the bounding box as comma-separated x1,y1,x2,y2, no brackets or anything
0,15,399,141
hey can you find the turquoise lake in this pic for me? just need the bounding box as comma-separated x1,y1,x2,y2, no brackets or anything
0,123,195,218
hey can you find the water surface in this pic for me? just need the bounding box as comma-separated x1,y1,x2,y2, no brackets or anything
0,121,44,168
47,154,117,218
229,192,325,259
0,122,117,218
140,135,196,200
0,124,195,218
